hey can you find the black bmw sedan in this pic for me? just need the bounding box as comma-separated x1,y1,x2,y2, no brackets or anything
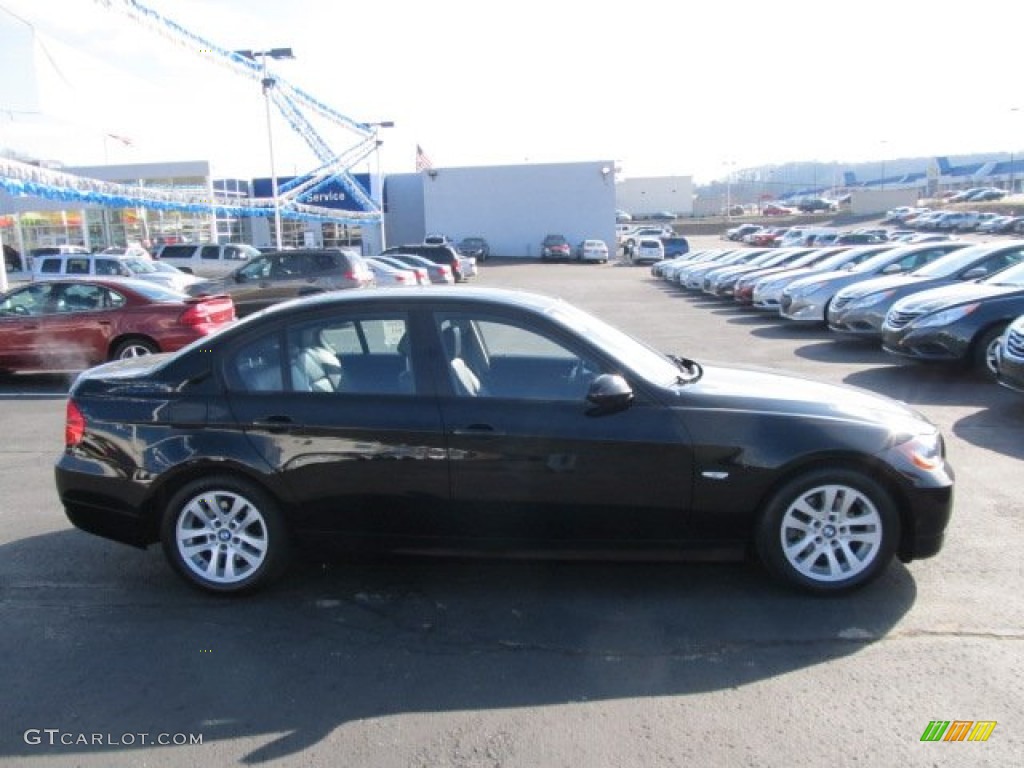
56,287,954,595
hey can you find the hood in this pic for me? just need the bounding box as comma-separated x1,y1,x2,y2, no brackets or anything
838,273,918,300
892,281,1018,314
684,364,932,434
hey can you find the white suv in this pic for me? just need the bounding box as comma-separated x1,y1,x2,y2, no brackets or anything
32,252,202,292
633,238,665,264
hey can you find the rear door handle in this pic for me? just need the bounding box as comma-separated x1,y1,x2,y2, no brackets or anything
451,423,505,437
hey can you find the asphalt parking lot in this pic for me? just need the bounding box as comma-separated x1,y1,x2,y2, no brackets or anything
1,239,1021,767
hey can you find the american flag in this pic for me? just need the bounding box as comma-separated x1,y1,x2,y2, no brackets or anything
415,144,433,171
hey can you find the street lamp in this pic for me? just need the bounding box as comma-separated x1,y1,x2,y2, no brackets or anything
236,47,295,250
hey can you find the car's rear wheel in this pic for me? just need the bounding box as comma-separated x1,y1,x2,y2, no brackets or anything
161,476,290,594
112,337,159,359
756,468,899,593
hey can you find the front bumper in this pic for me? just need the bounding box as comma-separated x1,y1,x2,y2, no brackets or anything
779,293,829,322
995,346,1024,392
880,325,968,363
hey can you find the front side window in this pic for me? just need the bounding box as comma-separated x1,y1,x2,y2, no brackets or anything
0,283,56,316
436,313,600,401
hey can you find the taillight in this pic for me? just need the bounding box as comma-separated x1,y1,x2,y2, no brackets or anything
65,400,85,447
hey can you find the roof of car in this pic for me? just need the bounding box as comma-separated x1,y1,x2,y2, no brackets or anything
242,285,563,321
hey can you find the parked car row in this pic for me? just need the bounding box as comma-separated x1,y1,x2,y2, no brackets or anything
650,240,1024,389
885,206,1024,235
0,243,483,375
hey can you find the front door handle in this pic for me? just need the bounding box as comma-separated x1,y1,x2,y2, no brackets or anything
251,415,294,433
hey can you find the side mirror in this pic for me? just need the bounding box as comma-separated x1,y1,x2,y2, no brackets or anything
881,264,905,274
961,267,987,280
586,374,633,415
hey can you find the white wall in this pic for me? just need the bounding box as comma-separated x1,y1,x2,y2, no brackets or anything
616,176,694,217
402,161,617,258
850,188,919,215
383,174,426,248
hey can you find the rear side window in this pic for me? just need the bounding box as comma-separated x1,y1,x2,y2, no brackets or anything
159,245,195,259
38,258,63,274
200,246,221,260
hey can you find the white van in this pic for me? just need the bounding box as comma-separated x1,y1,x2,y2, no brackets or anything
152,243,260,278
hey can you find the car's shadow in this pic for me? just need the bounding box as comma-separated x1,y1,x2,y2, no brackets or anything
843,364,1020,408
0,372,75,399
795,338,893,365
1,530,917,764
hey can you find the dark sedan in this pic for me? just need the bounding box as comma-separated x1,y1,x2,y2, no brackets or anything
881,260,1024,375
56,287,953,596
828,241,1024,337
995,315,1024,392
0,278,235,373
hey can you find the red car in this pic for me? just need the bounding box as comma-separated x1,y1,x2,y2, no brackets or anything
762,204,794,216
747,228,787,247
0,278,235,374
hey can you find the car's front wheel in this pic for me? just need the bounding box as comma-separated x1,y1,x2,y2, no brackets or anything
161,476,290,594
756,468,899,593
973,324,1008,377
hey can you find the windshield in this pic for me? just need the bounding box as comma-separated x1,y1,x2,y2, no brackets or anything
125,258,158,274
912,244,1017,278
985,260,1024,287
851,247,914,272
125,280,190,301
548,303,680,387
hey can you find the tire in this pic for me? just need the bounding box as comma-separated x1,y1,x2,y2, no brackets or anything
972,324,1007,377
112,337,159,360
755,468,899,594
161,475,290,594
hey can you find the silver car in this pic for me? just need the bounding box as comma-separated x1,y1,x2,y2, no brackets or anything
779,243,965,323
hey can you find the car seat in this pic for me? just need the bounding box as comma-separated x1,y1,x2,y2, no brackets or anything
290,346,343,392
441,325,486,396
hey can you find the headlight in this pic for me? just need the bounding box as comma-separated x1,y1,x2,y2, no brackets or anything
912,303,979,329
847,289,896,309
894,431,944,471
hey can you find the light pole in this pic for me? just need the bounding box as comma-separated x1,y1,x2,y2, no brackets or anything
879,140,888,191
236,47,294,250
365,121,394,251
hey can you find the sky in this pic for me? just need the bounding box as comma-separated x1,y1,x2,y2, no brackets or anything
0,0,1022,184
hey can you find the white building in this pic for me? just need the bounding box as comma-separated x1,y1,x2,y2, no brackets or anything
385,161,618,258
615,176,694,218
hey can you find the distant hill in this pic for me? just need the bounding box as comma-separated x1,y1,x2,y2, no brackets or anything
700,152,1014,202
